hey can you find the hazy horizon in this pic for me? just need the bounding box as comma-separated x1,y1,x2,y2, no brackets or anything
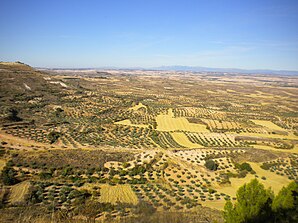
33,64,298,72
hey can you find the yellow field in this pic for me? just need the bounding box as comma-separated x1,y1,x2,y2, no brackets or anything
246,94,275,99
215,174,256,198
203,200,227,210
9,181,31,205
248,162,291,193
115,119,148,128
99,184,138,205
251,120,285,131
156,109,209,132
171,132,203,148
215,162,291,202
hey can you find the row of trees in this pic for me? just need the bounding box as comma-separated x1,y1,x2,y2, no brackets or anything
224,179,297,223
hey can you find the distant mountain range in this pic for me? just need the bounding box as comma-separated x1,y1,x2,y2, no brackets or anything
152,66,298,76
38,65,298,76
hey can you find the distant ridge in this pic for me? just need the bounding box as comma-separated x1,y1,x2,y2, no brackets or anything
38,65,298,76
153,65,298,76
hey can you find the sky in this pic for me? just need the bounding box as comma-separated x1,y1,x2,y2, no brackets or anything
0,0,298,70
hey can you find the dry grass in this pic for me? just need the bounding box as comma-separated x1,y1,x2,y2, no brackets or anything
246,93,275,99
0,159,6,172
9,181,31,205
215,174,256,198
99,184,138,205
203,200,227,210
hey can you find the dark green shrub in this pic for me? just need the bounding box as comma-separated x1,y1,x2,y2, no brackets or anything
205,159,218,171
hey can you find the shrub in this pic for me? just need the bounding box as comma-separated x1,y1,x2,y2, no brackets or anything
1,166,18,185
238,170,248,178
261,163,273,170
240,162,252,172
7,108,22,122
47,131,61,144
39,171,52,180
235,162,253,172
123,162,130,168
205,159,218,171
208,188,216,194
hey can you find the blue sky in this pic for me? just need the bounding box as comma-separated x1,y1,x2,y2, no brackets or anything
0,0,298,70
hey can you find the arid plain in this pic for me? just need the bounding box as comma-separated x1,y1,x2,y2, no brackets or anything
0,62,297,222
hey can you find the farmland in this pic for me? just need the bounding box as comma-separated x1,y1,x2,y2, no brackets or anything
0,62,297,222
156,109,210,132
99,184,138,205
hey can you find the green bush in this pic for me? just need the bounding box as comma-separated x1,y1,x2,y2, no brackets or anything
39,171,52,180
205,159,218,171
1,166,18,185
240,162,252,172
47,131,61,144
260,163,274,170
235,162,253,172
238,170,248,178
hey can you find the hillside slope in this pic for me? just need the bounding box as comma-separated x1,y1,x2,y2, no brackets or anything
0,62,68,125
